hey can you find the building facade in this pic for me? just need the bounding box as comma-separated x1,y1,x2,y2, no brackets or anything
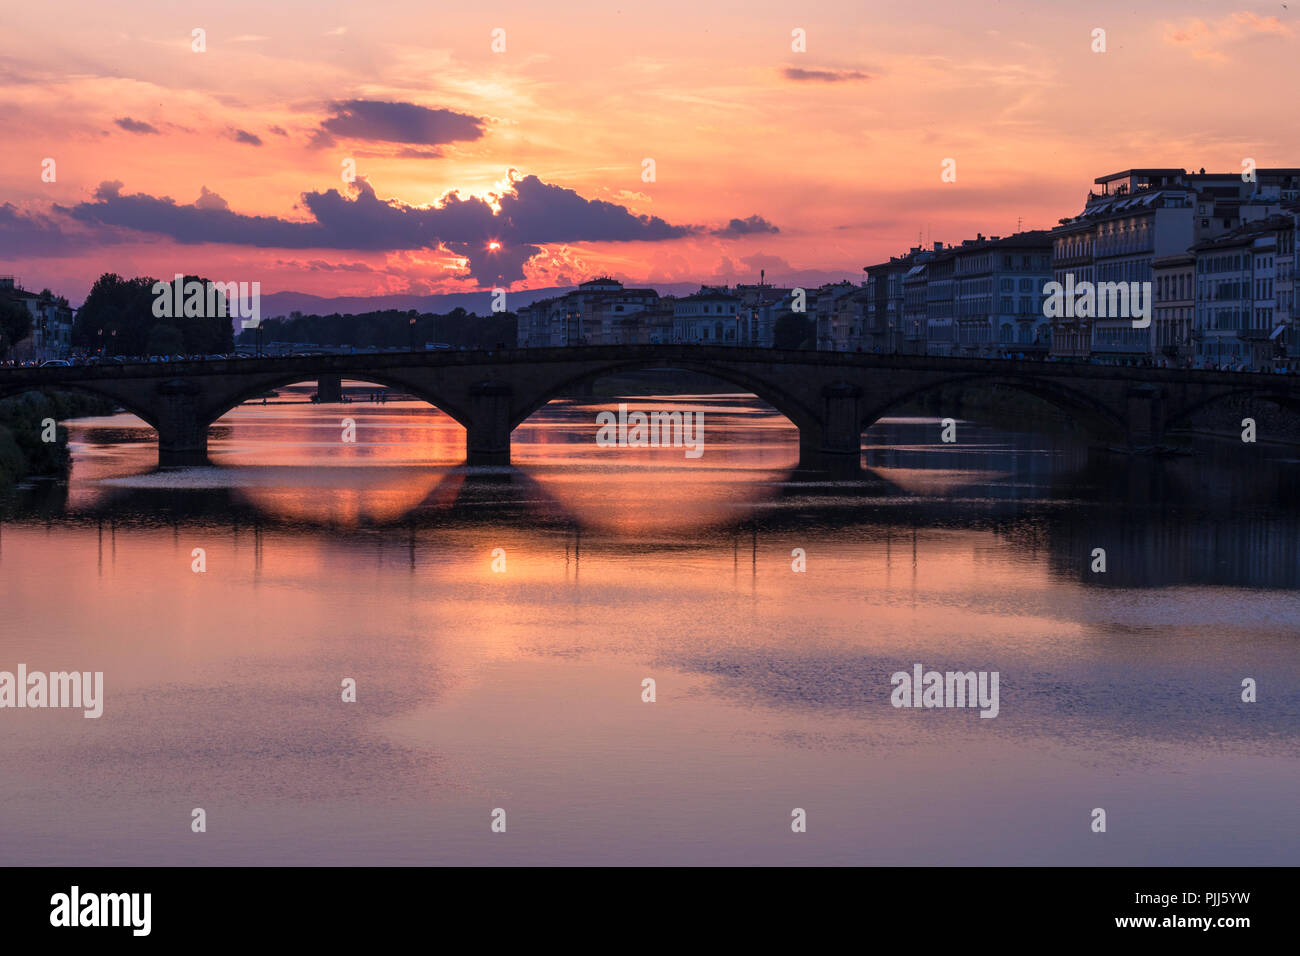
673,288,741,343
0,277,75,361
516,278,660,347
1152,253,1195,367
1049,167,1298,362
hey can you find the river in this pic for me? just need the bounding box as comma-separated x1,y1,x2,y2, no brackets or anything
0,387,1296,864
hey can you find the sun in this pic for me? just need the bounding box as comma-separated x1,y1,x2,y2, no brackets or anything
487,240,502,251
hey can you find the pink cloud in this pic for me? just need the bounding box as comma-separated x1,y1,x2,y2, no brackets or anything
1165,10,1293,61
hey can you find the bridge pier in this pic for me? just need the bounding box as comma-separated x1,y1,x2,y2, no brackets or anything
796,382,865,478
156,379,208,467
317,374,343,403
466,381,513,466
1125,385,1165,452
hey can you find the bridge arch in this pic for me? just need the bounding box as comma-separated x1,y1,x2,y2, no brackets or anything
857,372,1129,442
508,357,821,434
0,382,160,430
1164,387,1300,433
200,370,472,428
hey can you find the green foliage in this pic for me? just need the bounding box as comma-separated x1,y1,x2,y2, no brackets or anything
773,310,814,350
0,298,33,357
146,323,185,356
237,307,517,351
73,273,235,355
0,390,114,485
0,426,24,486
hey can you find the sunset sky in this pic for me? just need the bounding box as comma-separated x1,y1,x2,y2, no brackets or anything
2,0,1298,304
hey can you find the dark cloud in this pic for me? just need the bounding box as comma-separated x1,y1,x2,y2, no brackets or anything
273,259,377,273
231,128,263,146
499,175,692,243
268,125,288,136
0,203,101,257
114,117,160,134
66,175,693,249
445,241,543,287
781,67,873,83
193,186,229,211
311,100,486,148
64,180,331,247
60,174,703,287
306,128,335,149
712,215,779,237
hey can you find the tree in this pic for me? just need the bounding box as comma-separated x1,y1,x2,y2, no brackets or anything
773,311,814,350
72,273,156,354
0,299,32,357
146,323,185,356
74,273,234,356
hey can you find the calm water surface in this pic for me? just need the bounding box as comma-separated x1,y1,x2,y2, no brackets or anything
1,387,1297,865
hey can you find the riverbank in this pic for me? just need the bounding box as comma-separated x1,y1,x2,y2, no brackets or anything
0,391,117,486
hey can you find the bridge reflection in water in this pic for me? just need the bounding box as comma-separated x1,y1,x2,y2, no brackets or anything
9,393,1298,591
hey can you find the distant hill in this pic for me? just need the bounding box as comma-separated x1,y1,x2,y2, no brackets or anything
259,282,709,318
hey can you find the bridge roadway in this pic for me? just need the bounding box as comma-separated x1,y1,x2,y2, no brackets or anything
3,346,1297,470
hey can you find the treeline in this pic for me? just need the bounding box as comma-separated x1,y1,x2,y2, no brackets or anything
237,308,517,351
773,311,815,350
0,299,34,356
73,274,235,356
0,391,116,485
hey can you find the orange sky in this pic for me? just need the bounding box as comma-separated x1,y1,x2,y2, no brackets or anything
2,1,1298,302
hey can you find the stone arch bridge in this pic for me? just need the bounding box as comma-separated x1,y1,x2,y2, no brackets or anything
3,346,1296,471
